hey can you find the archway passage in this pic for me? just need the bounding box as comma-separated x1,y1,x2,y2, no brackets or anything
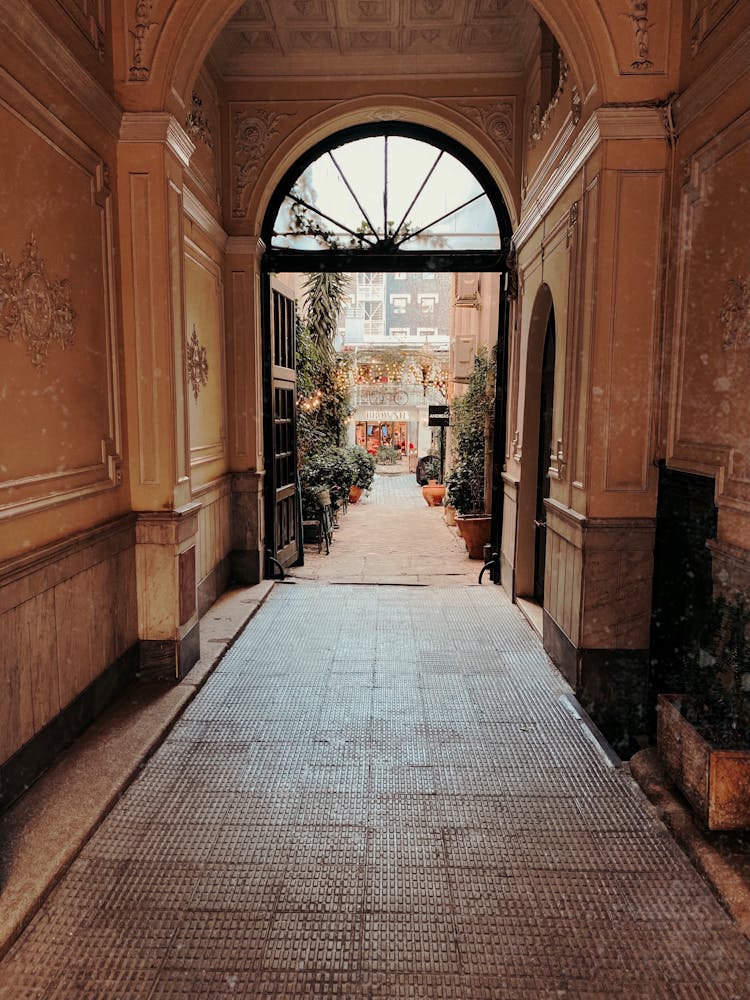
261,124,514,576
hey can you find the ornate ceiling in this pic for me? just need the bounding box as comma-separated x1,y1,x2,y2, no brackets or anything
210,0,540,78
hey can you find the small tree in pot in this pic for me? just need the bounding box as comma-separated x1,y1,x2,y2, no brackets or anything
347,445,376,502
447,348,495,557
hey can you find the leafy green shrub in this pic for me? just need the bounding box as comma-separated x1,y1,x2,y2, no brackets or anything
299,446,355,518
445,460,485,515
376,445,401,465
448,347,495,515
347,446,376,490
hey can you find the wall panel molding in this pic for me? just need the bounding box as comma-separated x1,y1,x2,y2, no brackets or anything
668,109,750,512
4,0,120,137
0,70,122,521
676,26,750,130
185,238,227,471
515,107,666,251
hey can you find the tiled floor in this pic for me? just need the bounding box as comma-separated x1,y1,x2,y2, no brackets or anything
2,481,750,998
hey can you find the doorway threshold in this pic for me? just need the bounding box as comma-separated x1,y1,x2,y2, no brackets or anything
515,597,543,638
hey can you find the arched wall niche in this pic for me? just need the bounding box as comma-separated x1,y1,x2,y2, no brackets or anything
516,281,555,600
113,1,606,118
237,98,521,238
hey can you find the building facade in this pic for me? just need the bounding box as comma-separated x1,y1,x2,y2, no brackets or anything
1,0,749,798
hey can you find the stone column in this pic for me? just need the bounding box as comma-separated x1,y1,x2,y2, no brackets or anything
225,237,266,583
117,113,201,679
542,109,668,752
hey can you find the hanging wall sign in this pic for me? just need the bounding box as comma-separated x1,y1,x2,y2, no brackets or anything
428,405,450,426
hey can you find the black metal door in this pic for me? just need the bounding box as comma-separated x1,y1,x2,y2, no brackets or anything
264,278,301,572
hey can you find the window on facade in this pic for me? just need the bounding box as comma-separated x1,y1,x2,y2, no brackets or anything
417,328,438,339
389,327,410,339
419,294,438,314
391,294,410,315
394,272,406,280
271,133,501,252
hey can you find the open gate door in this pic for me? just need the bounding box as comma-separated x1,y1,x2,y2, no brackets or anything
263,277,302,573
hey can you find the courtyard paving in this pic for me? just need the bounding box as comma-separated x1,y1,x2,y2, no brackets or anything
1,473,750,998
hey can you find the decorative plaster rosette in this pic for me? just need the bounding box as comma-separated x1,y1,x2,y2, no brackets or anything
187,325,209,399
457,102,514,160
233,108,293,217
0,235,76,368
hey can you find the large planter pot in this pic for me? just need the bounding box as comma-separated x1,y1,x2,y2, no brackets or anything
455,514,491,559
657,693,750,831
349,484,364,504
422,479,446,507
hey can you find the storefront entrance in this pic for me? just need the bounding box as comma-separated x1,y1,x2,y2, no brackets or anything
357,420,408,455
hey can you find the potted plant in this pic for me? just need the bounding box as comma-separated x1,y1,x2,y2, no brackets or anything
346,445,376,503
300,446,356,518
448,348,495,559
657,594,750,830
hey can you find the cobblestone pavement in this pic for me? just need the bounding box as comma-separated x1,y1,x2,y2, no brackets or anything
2,490,750,998
295,473,477,586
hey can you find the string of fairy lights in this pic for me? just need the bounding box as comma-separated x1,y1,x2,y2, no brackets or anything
298,355,448,410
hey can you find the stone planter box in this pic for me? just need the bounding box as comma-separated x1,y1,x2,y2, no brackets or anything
657,693,750,831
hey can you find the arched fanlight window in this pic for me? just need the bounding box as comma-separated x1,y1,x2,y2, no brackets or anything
262,123,510,272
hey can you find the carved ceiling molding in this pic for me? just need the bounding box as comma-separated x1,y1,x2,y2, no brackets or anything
449,100,514,162
623,0,654,70
528,49,570,149
689,0,741,55
0,235,76,369
187,325,209,400
232,107,296,219
58,0,106,60
186,91,213,149
129,0,161,81
720,277,750,351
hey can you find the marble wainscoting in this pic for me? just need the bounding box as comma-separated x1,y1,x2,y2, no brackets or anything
0,516,139,811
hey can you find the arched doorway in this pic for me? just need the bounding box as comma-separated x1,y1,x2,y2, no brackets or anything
259,123,513,574
534,312,556,603
515,285,556,609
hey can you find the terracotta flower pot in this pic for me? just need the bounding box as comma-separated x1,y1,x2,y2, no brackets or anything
349,484,364,504
421,479,446,507
455,514,491,559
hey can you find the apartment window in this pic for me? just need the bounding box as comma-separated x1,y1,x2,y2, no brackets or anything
422,272,436,280
417,327,438,339
394,272,406,280
419,293,438,314
389,327,410,339
390,293,410,315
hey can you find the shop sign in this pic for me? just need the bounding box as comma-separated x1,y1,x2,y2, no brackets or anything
362,410,408,421
428,405,450,426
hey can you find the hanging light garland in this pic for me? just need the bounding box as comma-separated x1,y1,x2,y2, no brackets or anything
298,389,323,411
